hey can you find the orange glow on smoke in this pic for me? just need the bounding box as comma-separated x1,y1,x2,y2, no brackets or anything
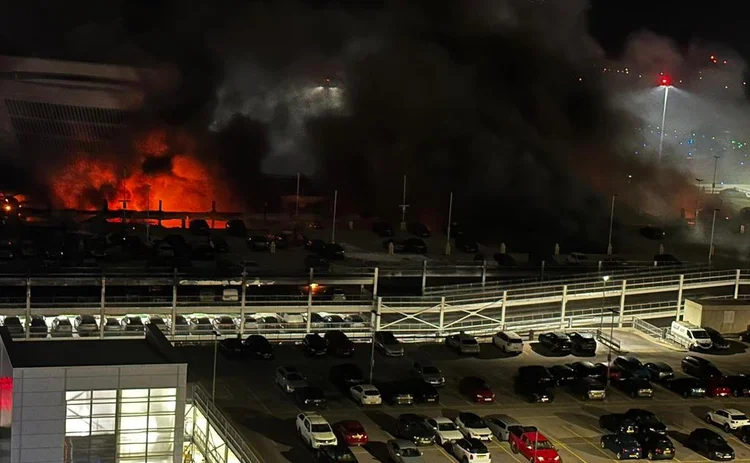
52,128,234,213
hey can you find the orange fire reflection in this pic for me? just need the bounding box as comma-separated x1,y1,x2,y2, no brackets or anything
51,128,234,212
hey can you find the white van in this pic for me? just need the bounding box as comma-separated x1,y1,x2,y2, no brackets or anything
670,321,713,351
492,330,524,354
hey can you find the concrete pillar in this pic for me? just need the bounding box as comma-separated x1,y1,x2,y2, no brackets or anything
24,278,31,340
158,200,163,226
239,270,247,336
373,267,379,300
438,297,446,333
500,291,507,330
99,277,106,338
618,279,627,328
306,287,313,334
734,269,741,299
421,260,428,295
560,285,568,329
481,260,487,287
675,274,684,321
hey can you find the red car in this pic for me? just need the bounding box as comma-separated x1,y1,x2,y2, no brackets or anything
705,377,731,397
509,427,561,463
333,420,369,446
596,362,622,381
459,376,495,403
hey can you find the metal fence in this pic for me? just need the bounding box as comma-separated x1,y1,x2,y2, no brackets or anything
633,317,668,340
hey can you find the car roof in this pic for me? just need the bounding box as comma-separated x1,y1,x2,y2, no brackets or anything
491,414,519,424
722,408,744,415
498,330,521,339
458,412,481,419
432,416,455,423
359,384,379,391
303,413,329,425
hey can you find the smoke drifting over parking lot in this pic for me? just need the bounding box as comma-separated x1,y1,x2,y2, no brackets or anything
4,0,742,248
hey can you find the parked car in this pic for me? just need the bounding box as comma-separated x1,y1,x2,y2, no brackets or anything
509,427,561,463
600,433,643,460
378,381,415,406
396,414,435,446
374,331,404,356
147,315,168,333
445,333,480,355
596,362,624,381
225,219,247,236
296,413,337,449
450,438,490,463
613,356,650,379
704,327,731,350
725,375,750,397
2,316,24,338
734,426,750,444
682,356,723,379
706,409,750,432
386,439,424,463
671,321,713,351
458,377,495,403
303,333,328,356
329,364,364,390
371,221,394,237
644,362,675,383
688,428,735,461
332,420,368,446
407,222,431,237
51,316,73,337
599,414,638,435
704,377,732,398
516,365,555,403
316,446,357,463
569,361,601,379
325,330,354,356
639,432,675,460
667,377,706,398
294,386,327,409
405,380,439,404
425,417,463,445
219,338,245,358
212,315,237,334
538,332,572,352
455,412,492,441
570,377,606,400
614,378,654,398
275,365,308,393
74,314,98,336
492,330,524,354
102,316,123,337
349,384,382,406
485,414,521,441
323,243,346,260
549,364,577,386
623,409,667,434
411,362,445,387
569,332,597,354
243,334,274,359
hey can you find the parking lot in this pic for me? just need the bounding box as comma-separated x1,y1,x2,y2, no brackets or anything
181,332,750,463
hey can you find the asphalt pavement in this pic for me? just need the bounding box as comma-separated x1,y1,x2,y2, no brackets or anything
180,330,750,463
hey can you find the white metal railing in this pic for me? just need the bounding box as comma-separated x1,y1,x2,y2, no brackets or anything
633,317,668,340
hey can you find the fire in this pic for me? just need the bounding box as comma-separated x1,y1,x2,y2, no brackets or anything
51,128,234,212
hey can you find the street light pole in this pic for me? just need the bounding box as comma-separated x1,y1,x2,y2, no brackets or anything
331,189,338,243
598,275,610,334
445,192,453,256
658,83,670,163
711,155,720,194
399,175,409,231
695,178,704,220
606,194,617,256
708,208,720,266
212,330,221,402
295,172,300,219
606,309,616,388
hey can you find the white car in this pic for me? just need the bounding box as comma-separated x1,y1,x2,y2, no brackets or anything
485,414,520,441
455,412,493,441
350,384,382,405
492,331,523,354
706,409,750,432
425,417,463,445
51,317,73,337
451,438,491,462
445,333,480,355
295,413,337,449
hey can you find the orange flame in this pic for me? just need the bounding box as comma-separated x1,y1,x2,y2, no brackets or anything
52,128,235,212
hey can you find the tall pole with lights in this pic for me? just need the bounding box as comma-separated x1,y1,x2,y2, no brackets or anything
657,75,672,163
711,155,720,194
709,208,720,266
606,194,617,256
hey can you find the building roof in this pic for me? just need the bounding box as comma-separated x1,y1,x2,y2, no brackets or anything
0,325,184,368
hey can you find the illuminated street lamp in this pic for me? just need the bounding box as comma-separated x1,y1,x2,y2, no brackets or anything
657,75,673,163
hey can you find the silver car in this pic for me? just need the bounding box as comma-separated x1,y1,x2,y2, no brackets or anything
51,317,73,337
445,333,480,355
74,314,99,337
387,439,424,463
375,331,404,356
274,366,309,393
103,317,124,336
212,315,237,334
486,414,520,441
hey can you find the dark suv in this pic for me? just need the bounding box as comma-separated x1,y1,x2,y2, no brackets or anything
681,356,723,379
516,366,555,403
538,332,572,352
570,377,606,400
569,332,597,354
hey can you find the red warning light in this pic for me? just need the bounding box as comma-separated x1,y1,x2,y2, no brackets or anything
660,75,672,86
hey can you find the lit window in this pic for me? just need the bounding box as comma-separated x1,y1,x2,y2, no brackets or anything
65,390,116,437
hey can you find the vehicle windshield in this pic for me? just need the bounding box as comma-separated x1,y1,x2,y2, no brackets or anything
731,414,748,421
692,331,710,339
422,366,440,375
438,423,457,431
311,424,332,433
364,390,380,396
534,440,554,450
709,437,726,445
401,448,420,457
461,339,478,345
466,418,486,428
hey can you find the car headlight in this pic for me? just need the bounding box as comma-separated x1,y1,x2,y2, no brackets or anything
304,399,310,404
537,457,545,461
